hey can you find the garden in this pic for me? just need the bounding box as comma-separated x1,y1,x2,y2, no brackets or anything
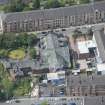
8,49,25,60
0,63,32,100
0,32,38,60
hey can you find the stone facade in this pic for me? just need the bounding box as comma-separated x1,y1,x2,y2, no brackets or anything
1,1,105,33
66,75,105,96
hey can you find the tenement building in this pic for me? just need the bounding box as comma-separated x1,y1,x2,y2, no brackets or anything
93,27,105,63
0,1,105,32
67,75,105,96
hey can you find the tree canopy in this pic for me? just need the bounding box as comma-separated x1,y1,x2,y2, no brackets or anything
0,63,13,100
4,0,25,12
0,63,32,100
0,33,37,50
4,0,40,12
32,0,40,10
29,48,37,59
41,101,48,105
2,0,97,12
79,0,90,4
44,0,63,9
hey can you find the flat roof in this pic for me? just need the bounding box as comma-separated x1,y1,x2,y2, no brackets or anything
77,40,97,54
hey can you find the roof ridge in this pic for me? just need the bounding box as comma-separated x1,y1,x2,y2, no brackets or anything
5,1,105,15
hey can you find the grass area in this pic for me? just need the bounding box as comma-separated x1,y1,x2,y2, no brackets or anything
13,78,31,96
8,49,25,60
0,5,5,11
0,63,13,100
0,49,8,58
0,63,32,99
41,100,48,105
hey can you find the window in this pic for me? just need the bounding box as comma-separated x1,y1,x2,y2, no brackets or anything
28,21,33,31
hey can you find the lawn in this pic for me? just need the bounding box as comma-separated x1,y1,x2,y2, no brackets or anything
0,5,5,11
13,78,31,96
8,49,25,60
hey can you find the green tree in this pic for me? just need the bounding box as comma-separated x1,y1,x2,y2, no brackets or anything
1,33,16,49
15,33,29,48
0,32,37,50
66,0,77,5
29,48,37,59
23,6,31,11
41,101,48,105
0,91,6,100
0,63,5,80
13,78,31,96
0,63,32,99
0,63,14,99
3,0,16,12
27,34,37,47
4,0,25,12
0,49,8,58
32,0,40,9
15,0,25,12
2,77,13,99
44,0,62,9
79,0,90,4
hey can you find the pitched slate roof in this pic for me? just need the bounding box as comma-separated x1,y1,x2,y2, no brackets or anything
40,32,71,70
0,0,9,5
4,1,105,22
93,26,105,62
68,75,105,87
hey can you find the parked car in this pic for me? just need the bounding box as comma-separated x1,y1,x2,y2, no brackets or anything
15,100,20,103
62,29,66,31
68,102,76,105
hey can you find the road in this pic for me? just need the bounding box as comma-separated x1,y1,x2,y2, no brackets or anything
0,97,84,105
1,96,105,105
64,22,105,36
0,98,36,105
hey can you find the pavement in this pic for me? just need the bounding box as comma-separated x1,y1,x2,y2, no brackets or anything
0,98,36,105
0,97,84,105
1,96,105,105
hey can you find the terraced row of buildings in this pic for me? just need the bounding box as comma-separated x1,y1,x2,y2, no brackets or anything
0,1,105,33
